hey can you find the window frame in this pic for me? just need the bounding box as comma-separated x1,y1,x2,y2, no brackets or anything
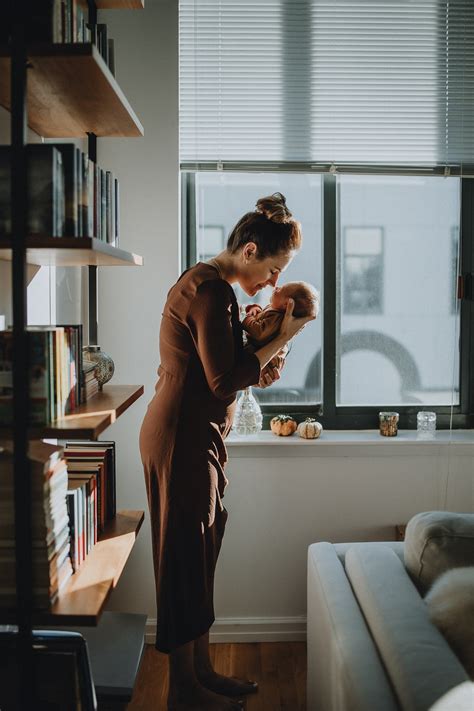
181,171,474,429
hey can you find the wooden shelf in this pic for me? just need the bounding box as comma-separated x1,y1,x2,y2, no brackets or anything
40,384,144,439
47,510,145,625
97,0,144,7
0,384,144,439
0,237,144,267
0,43,144,138
0,511,145,627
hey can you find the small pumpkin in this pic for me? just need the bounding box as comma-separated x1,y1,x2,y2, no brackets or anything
297,418,323,439
270,414,297,437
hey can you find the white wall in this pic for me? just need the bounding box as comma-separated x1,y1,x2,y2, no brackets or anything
94,2,474,643
97,0,180,620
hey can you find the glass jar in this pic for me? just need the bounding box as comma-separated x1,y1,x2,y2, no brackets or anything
232,386,263,435
379,411,399,437
417,411,436,439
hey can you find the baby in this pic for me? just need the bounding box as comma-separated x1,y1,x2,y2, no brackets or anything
242,281,320,348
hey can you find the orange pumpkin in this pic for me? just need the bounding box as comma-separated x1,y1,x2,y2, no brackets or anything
270,415,297,436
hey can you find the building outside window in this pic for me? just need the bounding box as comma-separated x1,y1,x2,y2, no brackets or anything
342,227,384,316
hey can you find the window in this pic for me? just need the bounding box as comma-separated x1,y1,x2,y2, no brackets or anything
337,176,460,408
189,172,323,407
180,0,474,428
183,171,468,424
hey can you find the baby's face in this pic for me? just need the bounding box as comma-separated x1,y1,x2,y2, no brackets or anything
270,286,290,311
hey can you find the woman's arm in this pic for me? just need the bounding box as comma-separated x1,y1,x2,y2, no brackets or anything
188,280,261,400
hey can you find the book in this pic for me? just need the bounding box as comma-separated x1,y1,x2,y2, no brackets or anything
64,451,108,531
108,38,116,76
66,440,116,520
0,443,72,608
0,145,65,237
0,325,83,425
0,0,91,45
106,171,113,244
76,147,83,236
114,177,120,246
100,169,107,241
48,143,79,236
67,473,96,554
66,479,85,565
96,23,108,65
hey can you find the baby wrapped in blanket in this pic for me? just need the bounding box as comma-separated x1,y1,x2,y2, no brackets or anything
242,281,320,348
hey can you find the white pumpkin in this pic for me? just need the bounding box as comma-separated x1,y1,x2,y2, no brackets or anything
297,418,322,439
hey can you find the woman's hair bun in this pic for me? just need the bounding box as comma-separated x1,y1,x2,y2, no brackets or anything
255,192,292,223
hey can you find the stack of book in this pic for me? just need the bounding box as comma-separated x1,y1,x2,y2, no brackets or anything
64,441,116,571
92,23,116,76
0,145,120,245
0,3,116,75
0,442,73,609
0,325,83,425
30,0,91,44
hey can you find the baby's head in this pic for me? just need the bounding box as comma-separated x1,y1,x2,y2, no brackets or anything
270,281,320,318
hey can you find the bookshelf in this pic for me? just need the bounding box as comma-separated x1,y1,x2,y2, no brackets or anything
1,384,145,439
0,236,144,267
0,43,143,138
96,0,145,8
0,511,144,626
4,2,146,708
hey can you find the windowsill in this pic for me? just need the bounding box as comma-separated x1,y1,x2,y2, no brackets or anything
226,430,474,449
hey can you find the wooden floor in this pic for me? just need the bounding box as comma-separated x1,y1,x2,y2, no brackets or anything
127,642,306,710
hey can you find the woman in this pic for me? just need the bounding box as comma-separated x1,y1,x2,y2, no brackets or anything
140,193,315,711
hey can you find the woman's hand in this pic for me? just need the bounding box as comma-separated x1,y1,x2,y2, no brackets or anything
280,299,316,342
256,349,287,388
257,360,281,388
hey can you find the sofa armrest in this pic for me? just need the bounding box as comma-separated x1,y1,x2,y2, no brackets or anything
345,545,469,711
307,542,398,711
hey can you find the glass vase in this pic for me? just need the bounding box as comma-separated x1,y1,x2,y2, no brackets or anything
233,386,263,435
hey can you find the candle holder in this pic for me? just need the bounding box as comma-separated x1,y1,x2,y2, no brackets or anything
379,411,399,437
417,411,436,439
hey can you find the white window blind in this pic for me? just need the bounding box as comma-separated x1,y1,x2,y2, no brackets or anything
179,0,474,170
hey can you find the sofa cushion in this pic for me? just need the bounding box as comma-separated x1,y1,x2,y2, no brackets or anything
404,511,474,592
345,544,469,711
307,543,398,711
334,541,404,568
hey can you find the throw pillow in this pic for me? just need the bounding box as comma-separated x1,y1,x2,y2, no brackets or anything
425,567,474,679
405,511,474,592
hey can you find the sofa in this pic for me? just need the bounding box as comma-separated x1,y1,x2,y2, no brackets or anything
307,512,474,711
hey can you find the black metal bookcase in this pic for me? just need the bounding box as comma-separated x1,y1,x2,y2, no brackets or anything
4,2,146,708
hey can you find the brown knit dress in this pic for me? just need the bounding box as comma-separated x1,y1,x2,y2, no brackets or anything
139,262,261,653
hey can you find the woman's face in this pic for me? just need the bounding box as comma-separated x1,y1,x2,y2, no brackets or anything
238,244,294,297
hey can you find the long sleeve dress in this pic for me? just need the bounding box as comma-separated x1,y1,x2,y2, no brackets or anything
139,262,261,653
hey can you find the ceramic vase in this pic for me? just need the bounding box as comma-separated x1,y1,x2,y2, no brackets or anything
84,345,115,390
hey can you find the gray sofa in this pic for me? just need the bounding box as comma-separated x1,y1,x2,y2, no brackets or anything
307,512,474,711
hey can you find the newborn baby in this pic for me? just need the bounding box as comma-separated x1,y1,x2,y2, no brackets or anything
242,281,320,348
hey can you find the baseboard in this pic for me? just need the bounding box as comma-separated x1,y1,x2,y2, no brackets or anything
145,616,307,645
